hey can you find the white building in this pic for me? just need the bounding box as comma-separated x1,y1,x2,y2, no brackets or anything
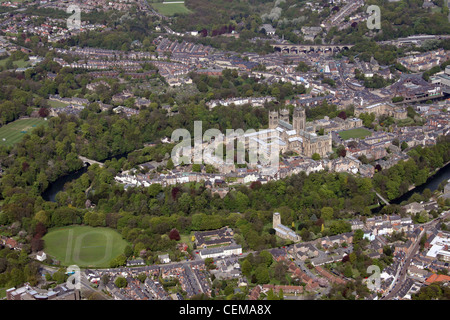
36,251,47,262
426,232,450,262
158,254,171,264
199,244,242,259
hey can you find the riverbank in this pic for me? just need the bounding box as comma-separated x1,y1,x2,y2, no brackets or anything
41,151,132,202
372,160,450,213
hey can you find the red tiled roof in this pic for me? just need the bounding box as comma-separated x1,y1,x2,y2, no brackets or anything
425,274,450,284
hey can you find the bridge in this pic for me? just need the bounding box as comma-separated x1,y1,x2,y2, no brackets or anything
79,155,104,167
373,189,390,206
442,87,450,95
271,43,354,55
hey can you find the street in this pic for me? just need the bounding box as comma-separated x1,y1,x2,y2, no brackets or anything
382,210,449,300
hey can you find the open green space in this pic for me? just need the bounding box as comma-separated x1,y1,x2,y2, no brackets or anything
0,58,30,69
150,1,191,15
0,118,48,147
47,99,69,108
338,128,372,140
179,232,195,250
42,225,129,268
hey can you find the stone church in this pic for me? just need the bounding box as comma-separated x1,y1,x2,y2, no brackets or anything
273,212,300,242
269,107,332,158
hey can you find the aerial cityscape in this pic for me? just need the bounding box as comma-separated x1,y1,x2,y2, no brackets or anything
0,0,449,307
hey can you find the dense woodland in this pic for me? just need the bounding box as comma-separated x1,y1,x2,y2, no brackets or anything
190,69,306,101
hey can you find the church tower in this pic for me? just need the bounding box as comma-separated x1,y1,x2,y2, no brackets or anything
273,212,281,228
279,108,289,123
269,111,279,129
293,107,306,133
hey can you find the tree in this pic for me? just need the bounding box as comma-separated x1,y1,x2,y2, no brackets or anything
338,111,347,120
205,258,215,270
115,276,127,288
34,210,49,226
101,274,110,285
241,259,252,277
166,158,174,170
321,207,334,220
137,273,147,283
353,229,364,244
343,265,353,278
169,228,181,241
110,254,127,268
52,270,67,284
300,228,311,241
31,237,44,252
296,61,310,72
124,245,133,258
254,265,270,284
259,250,273,267
224,284,234,296
312,153,321,161
401,141,409,151
38,107,49,118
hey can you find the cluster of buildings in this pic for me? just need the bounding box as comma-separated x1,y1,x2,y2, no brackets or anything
397,49,450,72
323,0,364,30
431,65,450,88
206,96,275,109
39,0,149,13
389,73,443,103
0,235,23,251
194,227,234,249
353,102,407,120
0,13,105,43
6,284,80,300
13,206,448,301
268,107,332,158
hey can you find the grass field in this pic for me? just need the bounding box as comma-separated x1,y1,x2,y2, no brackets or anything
0,118,48,147
151,1,191,15
338,128,372,140
43,225,129,268
0,58,30,69
47,99,69,108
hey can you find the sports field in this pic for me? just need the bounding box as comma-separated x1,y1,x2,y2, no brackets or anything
151,1,191,16
338,128,372,140
43,225,129,268
0,118,48,147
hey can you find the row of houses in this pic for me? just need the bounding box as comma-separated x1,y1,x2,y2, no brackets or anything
206,96,275,109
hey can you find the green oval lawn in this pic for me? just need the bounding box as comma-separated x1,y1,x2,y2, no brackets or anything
43,225,129,268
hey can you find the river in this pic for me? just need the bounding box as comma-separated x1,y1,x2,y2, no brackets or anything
41,166,89,202
42,152,130,202
372,161,450,213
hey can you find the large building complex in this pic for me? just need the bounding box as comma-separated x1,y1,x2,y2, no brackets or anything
269,107,332,158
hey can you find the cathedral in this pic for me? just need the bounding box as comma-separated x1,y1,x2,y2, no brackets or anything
269,107,332,158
